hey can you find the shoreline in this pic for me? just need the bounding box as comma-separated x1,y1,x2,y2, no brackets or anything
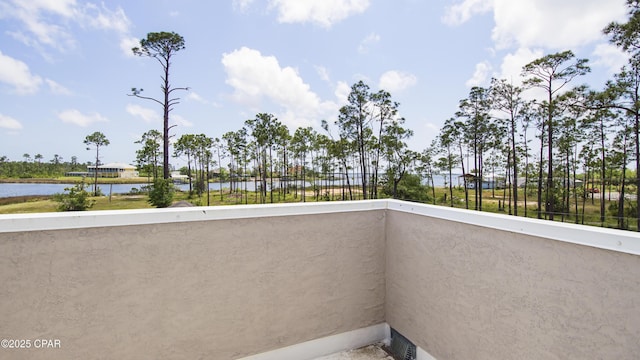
0,177,150,184
0,195,53,206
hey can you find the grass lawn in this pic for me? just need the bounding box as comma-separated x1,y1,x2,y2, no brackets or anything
0,189,317,214
0,198,59,214
0,185,637,232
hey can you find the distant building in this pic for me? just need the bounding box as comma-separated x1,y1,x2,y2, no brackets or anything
170,171,189,184
83,163,139,178
65,171,90,177
458,174,505,189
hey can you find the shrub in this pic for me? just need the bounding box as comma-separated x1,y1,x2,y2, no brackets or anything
382,173,432,202
148,178,174,208
90,186,104,196
53,183,95,211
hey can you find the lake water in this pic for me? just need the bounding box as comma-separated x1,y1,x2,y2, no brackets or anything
0,180,308,198
0,183,149,198
0,175,455,198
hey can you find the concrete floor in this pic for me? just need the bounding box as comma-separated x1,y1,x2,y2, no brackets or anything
314,344,394,360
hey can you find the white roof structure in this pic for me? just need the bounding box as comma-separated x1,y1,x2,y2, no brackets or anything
89,162,136,170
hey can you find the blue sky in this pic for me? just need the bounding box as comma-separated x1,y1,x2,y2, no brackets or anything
0,0,630,167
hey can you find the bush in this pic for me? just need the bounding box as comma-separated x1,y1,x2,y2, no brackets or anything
90,186,104,196
382,173,432,203
194,179,206,196
608,200,637,218
53,183,95,211
148,178,174,208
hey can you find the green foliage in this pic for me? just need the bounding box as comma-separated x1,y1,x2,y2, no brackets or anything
53,183,95,211
84,131,110,196
608,200,637,218
217,167,229,181
382,173,431,202
148,178,174,208
603,0,640,53
178,166,189,175
133,32,185,58
194,178,206,195
0,155,84,178
90,186,104,197
84,132,110,148
136,129,162,180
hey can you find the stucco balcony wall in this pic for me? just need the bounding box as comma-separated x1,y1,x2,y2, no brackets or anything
385,201,640,360
1,200,639,359
0,202,386,360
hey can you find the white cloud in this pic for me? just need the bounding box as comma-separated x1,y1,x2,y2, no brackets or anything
465,61,492,87
186,92,221,107
119,36,139,57
497,47,543,85
19,0,78,17
172,115,193,127
358,32,380,54
491,0,627,49
592,43,629,74
186,92,208,104
494,47,549,101
442,0,493,26
269,0,370,27
1,0,77,51
424,122,440,133
0,114,23,130
45,79,72,95
334,81,351,106
0,51,43,94
126,104,160,124
315,65,331,83
58,109,109,127
222,47,340,128
82,4,133,57
445,0,628,93
233,0,255,12
83,3,131,33
444,0,627,49
1,1,132,55
378,70,418,93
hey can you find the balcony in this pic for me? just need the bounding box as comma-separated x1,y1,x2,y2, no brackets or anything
1,200,639,359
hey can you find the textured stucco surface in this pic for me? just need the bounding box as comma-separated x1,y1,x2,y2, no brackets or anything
385,210,640,360
2,202,640,360
0,210,386,360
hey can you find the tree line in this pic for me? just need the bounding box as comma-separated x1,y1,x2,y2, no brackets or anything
4,2,640,231
429,1,640,230
0,154,85,178
72,2,640,231
136,80,423,205
140,1,640,229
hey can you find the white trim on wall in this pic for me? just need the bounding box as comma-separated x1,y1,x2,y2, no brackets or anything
2,198,639,256
0,200,386,233
386,199,640,256
238,323,389,360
